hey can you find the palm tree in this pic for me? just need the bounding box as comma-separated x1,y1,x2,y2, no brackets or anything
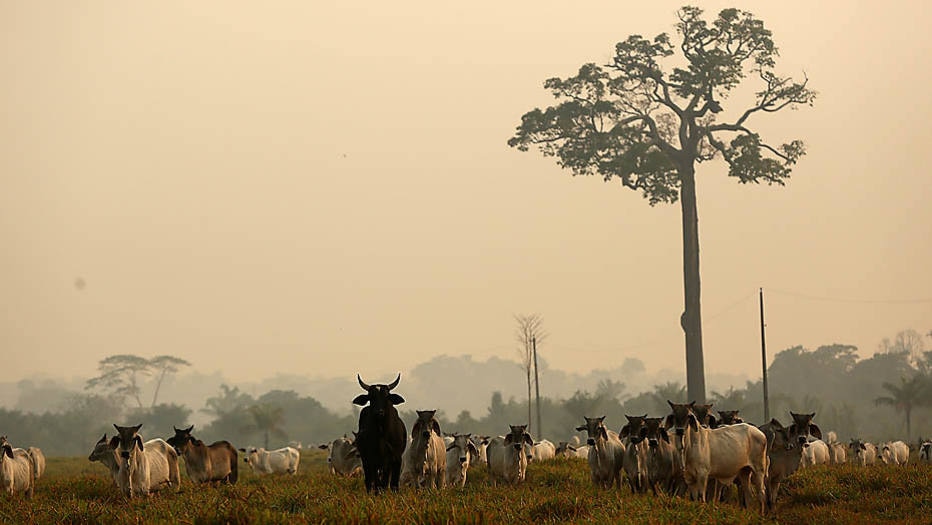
247,403,286,449
874,375,927,438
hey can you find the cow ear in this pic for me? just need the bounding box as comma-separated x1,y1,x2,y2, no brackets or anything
809,424,823,440
524,434,534,446
389,394,405,405
567,445,576,451
599,426,608,441
660,428,670,443
109,436,120,450
2,445,12,459
620,424,630,438
663,414,674,429
504,434,514,445
239,448,247,452
352,394,370,406
97,434,107,445
446,443,455,452
468,441,479,457
135,436,144,451
708,414,718,428
575,425,585,432
431,420,441,436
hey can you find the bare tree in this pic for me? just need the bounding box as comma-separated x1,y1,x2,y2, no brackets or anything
515,314,546,434
150,355,192,407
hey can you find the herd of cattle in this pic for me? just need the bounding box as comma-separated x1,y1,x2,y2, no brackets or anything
333,374,932,513
0,373,929,512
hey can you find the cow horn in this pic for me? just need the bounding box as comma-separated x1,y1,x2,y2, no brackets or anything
357,374,370,390
387,373,401,390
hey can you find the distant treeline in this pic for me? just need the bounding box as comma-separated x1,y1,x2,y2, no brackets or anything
0,342,930,456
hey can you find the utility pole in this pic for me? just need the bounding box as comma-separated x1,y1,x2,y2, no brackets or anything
759,288,770,422
532,336,542,438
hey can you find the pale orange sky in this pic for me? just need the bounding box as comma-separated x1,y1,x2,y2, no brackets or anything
2,1,930,386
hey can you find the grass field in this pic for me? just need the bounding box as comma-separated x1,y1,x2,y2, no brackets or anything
0,450,928,524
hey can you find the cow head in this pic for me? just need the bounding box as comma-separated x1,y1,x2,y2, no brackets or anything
445,433,478,465
788,412,822,446
353,374,405,416
760,419,794,452
413,410,441,441
620,414,647,444
665,401,698,437
640,417,669,450
110,424,144,460
717,410,742,425
0,437,12,461
88,434,111,462
238,447,260,464
575,416,610,446
920,442,931,460
166,425,196,455
692,403,717,428
504,424,533,452
555,441,577,458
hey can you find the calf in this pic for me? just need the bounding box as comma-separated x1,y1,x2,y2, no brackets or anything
849,439,877,466
167,425,238,484
399,410,446,489
879,441,909,465
758,418,803,510
486,424,533,485
666,402,767,513
575,416,625,489
800,439,830,468
640,416,682,496
239,446,300,475
319,436,362,477
619,414,648,494
353,374,407,493
444,433,479,488
0,440,34,498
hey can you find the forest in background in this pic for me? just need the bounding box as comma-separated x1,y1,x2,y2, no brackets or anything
0,329,929,456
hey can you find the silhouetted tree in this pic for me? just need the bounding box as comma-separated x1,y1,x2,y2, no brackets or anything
247,403,286,450
509,6,815,402
515,314,546,434
875,374,927,438
86,355,152,408
149,355,191,406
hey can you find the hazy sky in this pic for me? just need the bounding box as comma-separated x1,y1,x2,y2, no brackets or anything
2,1,930,387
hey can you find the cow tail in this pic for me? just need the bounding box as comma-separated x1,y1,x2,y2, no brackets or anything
229,446,239,484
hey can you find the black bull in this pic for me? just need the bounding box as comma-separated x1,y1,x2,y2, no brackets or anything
352,374,407,493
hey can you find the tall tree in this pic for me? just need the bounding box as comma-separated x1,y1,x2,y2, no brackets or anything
874,374,927,438
508,6,815,402
149,355,191,407
515,314,546,433
247,403,286,450
85,354,152,408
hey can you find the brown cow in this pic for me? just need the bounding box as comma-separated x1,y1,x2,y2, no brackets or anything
757,418,803,511
166,425,238,484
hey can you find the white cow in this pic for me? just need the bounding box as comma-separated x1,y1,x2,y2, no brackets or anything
486,425,533,485
619,414,649,494
444,433,479,488
575,416,625,490
470,436,490,466
26,448,45,481
110,424,181,497
240,446,300,475
800,439,830,468
319,436,362,477
400,410,446,489
528,440,555,462
919,441,931,463
666,402,767,513
879,441,909,465
0,441,34,498
93,432,180,494
850,440,878,466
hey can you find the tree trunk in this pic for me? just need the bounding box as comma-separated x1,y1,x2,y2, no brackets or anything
906,406,912,439
679,162,706,403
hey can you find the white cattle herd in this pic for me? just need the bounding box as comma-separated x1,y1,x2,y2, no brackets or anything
0,398,927,512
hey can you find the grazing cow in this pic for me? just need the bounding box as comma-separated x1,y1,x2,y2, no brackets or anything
849,439,878,466
445,433,479,488
554,441,579,458
879,441,910,465
641,416,683,496
400,410,446,489
529,440,556,462
353,374,408,493
0,439,34,499
319,436,362,477
800,439,830,468
239,446,300,475
619,414,649,494
919,441,932,463
717,410,744,426
666,402,767,513
575,416,625,490
486,424,534,485
758,418,802,510
167,425,238,484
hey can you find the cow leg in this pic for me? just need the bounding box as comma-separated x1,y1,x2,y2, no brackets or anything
389,460,402,491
